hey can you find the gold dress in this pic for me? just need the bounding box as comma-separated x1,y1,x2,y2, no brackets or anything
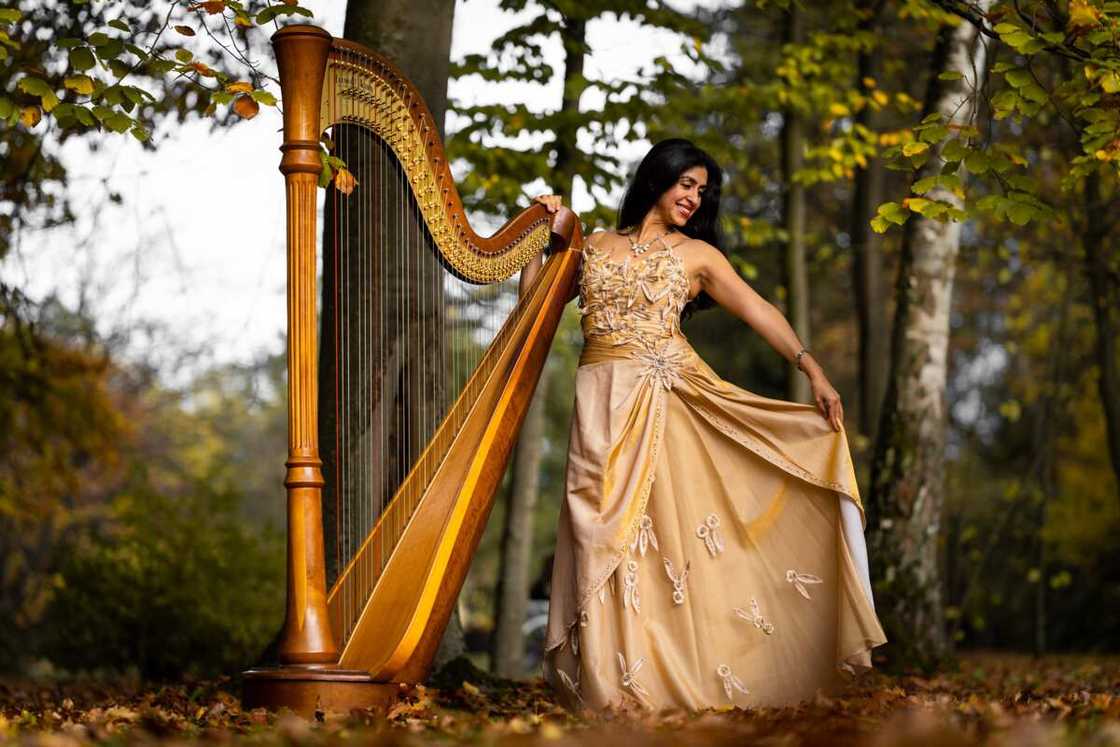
543,237,887,711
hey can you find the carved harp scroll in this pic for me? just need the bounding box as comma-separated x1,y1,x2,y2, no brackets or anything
253,24,582,701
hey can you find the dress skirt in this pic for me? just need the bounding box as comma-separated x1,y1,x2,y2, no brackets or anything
543,333,887,711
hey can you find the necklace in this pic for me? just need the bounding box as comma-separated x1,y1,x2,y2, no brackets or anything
626,228,673,256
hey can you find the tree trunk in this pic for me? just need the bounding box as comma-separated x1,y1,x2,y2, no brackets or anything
849,0,889,439
867,5,992,672
490,11,586,677
1082,171,1120,499
781,4,810,403
491,371,550,677
318,0,463,673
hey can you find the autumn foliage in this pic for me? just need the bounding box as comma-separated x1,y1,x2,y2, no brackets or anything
0,654,1117,745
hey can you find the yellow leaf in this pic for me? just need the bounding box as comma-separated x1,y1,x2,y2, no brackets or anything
828,102,849,117
225,81,252,94
333,167,358,195
461,681,481,696
902,141,929,156
20,105,40,127
862,76,876,89
64,75,95,95
1068,0,1101,30
232,93,259,119
872,90,889,107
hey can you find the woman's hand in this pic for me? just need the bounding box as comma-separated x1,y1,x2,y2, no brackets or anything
533,194,563,213
809,372,844,432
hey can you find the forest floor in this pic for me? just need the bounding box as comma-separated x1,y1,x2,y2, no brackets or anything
1,652,1118,746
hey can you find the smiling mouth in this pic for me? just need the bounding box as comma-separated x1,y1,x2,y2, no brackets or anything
676,204,693,219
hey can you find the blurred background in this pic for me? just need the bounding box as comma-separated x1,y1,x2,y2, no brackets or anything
1,0,1117,682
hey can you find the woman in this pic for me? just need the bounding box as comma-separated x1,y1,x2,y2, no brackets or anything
522,138,886,712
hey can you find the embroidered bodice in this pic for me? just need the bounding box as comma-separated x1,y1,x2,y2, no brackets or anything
577,238,692,348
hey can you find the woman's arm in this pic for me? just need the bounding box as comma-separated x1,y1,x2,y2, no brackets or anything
692,241,845,431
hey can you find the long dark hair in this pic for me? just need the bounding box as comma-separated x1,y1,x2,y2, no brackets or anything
617,138,724,318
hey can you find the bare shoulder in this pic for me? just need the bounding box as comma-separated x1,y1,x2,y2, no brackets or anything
672,236,728,276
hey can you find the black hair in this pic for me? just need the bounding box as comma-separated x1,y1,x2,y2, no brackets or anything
616,138,724,319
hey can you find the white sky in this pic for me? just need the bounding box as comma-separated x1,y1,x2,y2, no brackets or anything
2,0,718,377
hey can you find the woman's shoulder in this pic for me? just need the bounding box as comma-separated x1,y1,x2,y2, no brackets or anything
670,235,723,264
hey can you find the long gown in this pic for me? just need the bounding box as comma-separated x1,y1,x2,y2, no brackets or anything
542,235,887,711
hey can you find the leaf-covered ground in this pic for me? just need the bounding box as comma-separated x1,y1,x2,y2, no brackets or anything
2,653,1118,746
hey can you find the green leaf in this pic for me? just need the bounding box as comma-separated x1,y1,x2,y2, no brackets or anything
87,31,110,46
212,90,233,105
0,96,11,119
870,215,890,234
175,48,193,63
57,37,83,48
104,111,132,133
0,8,21,23
17,76,58,112
938,71,963,81
942,138,968,161
256,4,314,24
74,106,95,126
108,18,130,32
96,38,125,60
1007,202,1034,225
1004,68,1032,88
919,124,949,143
249,89,276,105
993,22,1021,34
964,150,989,174
109,59,130,78
912,175,938,195
130,124,149,141
1020,83,1048,103
69,46,96,71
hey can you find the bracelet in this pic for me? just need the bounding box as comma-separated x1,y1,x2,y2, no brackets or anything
794,347,810,371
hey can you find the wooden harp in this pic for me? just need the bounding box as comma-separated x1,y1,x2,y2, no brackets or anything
243,25,582,712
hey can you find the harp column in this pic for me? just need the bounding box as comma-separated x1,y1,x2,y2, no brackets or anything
274,24,336,666
243,25,397,714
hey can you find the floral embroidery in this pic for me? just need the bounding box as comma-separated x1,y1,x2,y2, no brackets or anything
634,339,691,392
733,598,774,635
623,560,641,613
716,664,750,701
557,668,584,705
662,557,691,605
696,513,725,557
631,514,659,556
617,653,649,698
787,569,824,599
577,240,691,349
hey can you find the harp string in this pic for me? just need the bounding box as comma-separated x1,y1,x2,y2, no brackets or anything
323,48,547,643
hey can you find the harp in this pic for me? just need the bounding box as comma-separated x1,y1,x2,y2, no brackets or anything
243,25,582,713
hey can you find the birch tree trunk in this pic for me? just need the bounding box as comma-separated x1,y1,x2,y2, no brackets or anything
867,6,992,671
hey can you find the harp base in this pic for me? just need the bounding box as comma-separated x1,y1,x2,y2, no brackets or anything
242,666,401,716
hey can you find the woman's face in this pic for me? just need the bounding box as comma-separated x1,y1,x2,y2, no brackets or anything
655,165,708,227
